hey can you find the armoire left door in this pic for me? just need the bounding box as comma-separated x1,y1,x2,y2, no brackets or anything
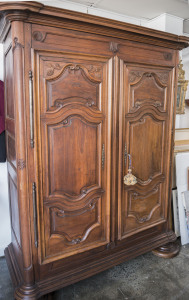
33,50,112,264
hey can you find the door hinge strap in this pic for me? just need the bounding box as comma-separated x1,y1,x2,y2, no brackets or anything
29,70,34,148
124,143,127,167
32,182,38,248
102,144,105,169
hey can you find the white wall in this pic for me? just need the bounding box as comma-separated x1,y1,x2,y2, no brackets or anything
0,43,11,257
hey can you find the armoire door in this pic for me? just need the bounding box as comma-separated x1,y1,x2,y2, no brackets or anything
33,51,112,263
117,60,175,240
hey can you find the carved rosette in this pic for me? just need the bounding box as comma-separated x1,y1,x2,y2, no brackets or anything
32,31,47,42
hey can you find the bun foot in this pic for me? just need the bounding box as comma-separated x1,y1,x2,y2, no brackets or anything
152,242,180,258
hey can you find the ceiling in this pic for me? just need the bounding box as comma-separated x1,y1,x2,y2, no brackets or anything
56,0,189,20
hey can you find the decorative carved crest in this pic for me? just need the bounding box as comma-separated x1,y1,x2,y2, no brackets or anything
109,42,119,53
163,52,172,61
45,62,102,80
68,65,80,71
129,70,169,85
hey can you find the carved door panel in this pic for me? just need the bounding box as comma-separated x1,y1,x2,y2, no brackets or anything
117,60,175,240
34,51,112,263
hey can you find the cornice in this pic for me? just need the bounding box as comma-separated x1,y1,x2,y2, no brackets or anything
0,1,188,50
0,1,44,13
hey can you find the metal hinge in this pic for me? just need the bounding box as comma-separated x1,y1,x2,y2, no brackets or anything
32,182,38,248
102,144,105,169
124,143,127,167
29,70,34,148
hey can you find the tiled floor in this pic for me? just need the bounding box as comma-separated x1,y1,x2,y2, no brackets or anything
0,244,189,300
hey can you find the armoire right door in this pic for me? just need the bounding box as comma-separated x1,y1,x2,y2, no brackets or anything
117,60,175,240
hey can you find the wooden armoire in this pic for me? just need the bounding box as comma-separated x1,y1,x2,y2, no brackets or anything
0,1,188,299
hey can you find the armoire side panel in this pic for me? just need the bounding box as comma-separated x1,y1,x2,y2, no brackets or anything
4,29,22,270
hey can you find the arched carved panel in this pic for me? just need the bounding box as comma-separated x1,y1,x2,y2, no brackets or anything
47,117,100,197
129,115,165,183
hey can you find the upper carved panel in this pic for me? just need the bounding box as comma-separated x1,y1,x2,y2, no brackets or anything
127,69,169,113
43,62,102,112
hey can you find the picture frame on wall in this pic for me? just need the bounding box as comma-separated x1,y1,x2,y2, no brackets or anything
176,60,189,114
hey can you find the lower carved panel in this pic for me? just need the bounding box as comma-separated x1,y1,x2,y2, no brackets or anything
50,198,100,245
128,186,160,223
43,196,109,261
121,184,165,238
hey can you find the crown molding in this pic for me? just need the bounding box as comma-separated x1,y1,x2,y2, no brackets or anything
0,1,188,49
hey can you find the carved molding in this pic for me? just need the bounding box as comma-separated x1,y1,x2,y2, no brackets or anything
13,37,24,52
46,63,62,77
17,159,26,170
130,99,164,113
132,186,159,200
86,65,102,79
136,174,165,186
51,97,96,111
129,71,143,83
156,72,169,85
55,201,96,218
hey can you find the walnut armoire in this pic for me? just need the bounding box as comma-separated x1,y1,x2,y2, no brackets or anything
0,1,188,299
